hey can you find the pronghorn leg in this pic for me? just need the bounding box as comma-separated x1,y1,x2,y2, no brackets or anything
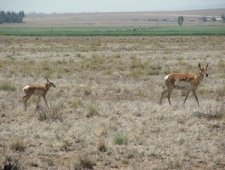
166,86,174,105
159,89,168,105
183,90,191,106
35,96,41,111
43,96,49,109
23,96,27,111
167,90,172,105
23,94,32,111
192,90,199,106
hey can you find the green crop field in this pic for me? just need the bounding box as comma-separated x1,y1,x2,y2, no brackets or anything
0,25,225,36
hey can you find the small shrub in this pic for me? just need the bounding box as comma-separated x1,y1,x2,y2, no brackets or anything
36,103,63,122
130,57,145,70
122,159,129,165
86,104,99,118
216,85,225,98
84,89,91,96
56,59,68,65
30,161,39,168
74,154,96,170
128,69,143,78
192,104,225,120
10,138,26,152
113,133,128,145
0,81,16,91
97,139,107,152
2,156,21,170
59,140,73,151
206,103,225,120
49,103,63,122
69,99,83,109
166,155,184,169
37,106,47,121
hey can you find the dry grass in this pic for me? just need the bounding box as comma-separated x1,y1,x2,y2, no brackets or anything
1,155,21,170
74,154,96,170
0,35,225,169
0,81,16,92
10,138,26,152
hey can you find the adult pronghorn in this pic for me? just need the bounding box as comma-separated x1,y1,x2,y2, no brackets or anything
159,63,208,106
22,79,56,111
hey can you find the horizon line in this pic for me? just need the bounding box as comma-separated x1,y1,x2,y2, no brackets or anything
22,7,225,15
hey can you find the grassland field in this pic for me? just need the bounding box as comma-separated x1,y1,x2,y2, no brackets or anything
0,35,225,169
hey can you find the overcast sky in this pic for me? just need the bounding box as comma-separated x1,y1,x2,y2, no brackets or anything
1,0,225,13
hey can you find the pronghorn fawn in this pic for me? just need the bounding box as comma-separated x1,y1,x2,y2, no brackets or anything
159,63,208,106
22,79,56,111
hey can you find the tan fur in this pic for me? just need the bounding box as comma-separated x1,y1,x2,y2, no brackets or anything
22,79,56,111
159,63,208,106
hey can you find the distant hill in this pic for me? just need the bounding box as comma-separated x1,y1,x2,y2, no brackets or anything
158,8,225,16
3,8,224,27
27,8,225,17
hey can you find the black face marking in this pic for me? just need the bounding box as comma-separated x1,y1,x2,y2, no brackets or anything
46,80,56,88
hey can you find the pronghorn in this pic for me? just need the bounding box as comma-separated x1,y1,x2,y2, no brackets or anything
22,79,56,110
159,63,208,106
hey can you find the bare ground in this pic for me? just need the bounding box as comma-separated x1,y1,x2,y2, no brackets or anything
0,35,225,169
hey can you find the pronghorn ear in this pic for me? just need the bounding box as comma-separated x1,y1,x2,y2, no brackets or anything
198,63,201,69
206,63,209,69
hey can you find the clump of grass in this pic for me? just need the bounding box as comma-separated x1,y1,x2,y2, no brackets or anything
148,64,161,75
86,104,99,118
30,159,39,168
49,102,63,122
97,139,107,152
129,57,161,78
2,156,21,170
36,102,63,122
129,57,147,78
10,138,26,152
177,60,192,71
130,56,145,70
216,85,225,99
79,55,108,71
60,140,73,151
59,55,70,63
84,89,91,96
128,69,144,78
165,155,184,169
69,99,83,109
206,103,225,120
37,106,47,121
74,154,96,170
113,133,128,145
0,81,16,91
192,104,225,120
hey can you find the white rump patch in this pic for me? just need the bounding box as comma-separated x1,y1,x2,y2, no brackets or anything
164,75,169,80
23,85,30,92
174,81,192,90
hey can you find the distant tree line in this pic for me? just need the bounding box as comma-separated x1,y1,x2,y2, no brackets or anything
0,11,25,24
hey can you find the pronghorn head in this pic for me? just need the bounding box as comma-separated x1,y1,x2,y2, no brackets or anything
46,78,56,88
198,63,209,78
